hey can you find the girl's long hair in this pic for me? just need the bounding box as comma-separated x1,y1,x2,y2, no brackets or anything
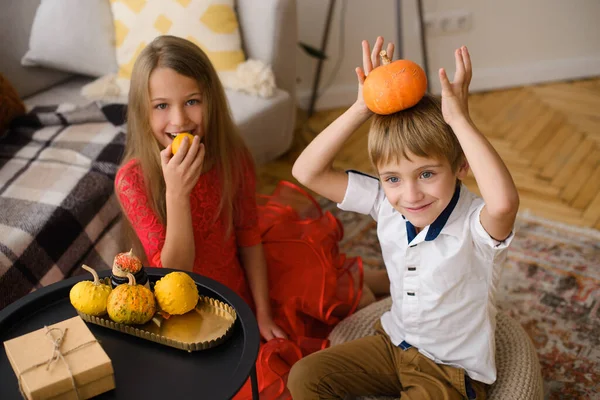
119,35,249,253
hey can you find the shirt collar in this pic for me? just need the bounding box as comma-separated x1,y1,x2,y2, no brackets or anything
405,183,462,243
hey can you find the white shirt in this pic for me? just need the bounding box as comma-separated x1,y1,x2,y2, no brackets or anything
338,171,514,384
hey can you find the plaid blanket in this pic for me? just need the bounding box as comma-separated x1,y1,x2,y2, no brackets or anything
0,102,127,310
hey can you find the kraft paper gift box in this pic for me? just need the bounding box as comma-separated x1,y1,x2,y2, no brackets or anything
3,316,115,400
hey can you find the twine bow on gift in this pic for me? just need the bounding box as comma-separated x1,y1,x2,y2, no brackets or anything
17,326,97,400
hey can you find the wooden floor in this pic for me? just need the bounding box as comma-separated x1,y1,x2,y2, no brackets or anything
257,78,600,230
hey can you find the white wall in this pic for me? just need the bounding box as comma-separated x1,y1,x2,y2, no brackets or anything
296,0,600,111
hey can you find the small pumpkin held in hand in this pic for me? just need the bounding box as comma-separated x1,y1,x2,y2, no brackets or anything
107,272,156,325
363,51,427,115
171,132,195,155
69,264,112,316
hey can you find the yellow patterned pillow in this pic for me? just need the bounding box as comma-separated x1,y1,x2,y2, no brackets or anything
101,0,246,97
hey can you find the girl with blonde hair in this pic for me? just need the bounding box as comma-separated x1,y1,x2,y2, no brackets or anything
115,35,368,399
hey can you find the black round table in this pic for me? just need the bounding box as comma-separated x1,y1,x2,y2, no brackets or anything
0,268,260,400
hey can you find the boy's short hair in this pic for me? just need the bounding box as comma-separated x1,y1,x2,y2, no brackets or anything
368,94,465,172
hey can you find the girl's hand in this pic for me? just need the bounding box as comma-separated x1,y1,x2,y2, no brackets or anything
354,36,395,115
439,46,473,127
257,312,288,341
160,135,205,198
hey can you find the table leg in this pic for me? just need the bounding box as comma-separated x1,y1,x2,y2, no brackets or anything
250,364,259,400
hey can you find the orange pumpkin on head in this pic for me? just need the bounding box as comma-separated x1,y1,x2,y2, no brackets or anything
363,51,427,115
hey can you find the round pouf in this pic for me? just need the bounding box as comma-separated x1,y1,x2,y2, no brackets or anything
327,297,544,400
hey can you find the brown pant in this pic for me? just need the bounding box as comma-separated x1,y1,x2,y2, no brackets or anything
287,322,487,400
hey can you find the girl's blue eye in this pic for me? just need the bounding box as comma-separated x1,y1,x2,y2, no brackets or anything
421,171,433,179
155,103,167,110
186,99,200,106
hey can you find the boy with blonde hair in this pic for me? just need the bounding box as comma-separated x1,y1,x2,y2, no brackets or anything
287,37,519,400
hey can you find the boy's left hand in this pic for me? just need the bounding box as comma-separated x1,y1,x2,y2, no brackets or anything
257,313,288,341
439,46,472,127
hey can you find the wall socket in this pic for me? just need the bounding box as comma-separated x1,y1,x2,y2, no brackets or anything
423,10,473,36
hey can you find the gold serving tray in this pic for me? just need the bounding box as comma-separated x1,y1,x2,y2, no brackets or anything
78,295,237,352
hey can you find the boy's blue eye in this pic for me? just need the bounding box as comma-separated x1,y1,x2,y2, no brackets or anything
386,177,399,183
420,171,433,179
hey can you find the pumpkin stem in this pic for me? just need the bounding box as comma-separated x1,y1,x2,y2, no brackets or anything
82,264,101,286
128,248,133,257
126,272,137,286
380,50,392,65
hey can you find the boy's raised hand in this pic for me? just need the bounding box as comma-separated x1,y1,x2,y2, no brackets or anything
355,36,395,113
439,46,473,126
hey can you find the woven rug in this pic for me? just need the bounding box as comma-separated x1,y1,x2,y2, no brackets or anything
317,198,600,400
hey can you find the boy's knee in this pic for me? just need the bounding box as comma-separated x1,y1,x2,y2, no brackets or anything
287,354,324,398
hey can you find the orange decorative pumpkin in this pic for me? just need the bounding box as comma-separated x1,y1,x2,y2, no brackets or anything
363,51,427,115
107,273,156,325
113,249,142,275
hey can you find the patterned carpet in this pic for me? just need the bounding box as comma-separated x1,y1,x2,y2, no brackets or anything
317,197,600,400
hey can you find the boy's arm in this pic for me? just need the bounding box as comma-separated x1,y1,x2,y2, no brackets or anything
439,47,519,241
292,37,394,204
451,118,518,241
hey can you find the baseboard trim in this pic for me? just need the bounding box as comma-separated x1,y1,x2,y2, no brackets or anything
297,56,600,111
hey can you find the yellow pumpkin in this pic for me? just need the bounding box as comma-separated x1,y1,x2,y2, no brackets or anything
171,133,195,155
107,273,156,324
154,272,199,315
363,51,427,115
69,265,112,316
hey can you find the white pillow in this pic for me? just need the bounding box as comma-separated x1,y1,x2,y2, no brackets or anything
21,0,118,77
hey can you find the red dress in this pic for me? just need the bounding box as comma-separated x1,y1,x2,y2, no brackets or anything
115,158,363,399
